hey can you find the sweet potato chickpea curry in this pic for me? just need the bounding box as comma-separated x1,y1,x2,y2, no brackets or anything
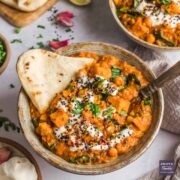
113,0,180,47
30,52,152,165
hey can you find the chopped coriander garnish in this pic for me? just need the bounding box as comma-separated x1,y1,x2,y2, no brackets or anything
89,104,101,116
37,42,44,48
10,84,15,88
37,34,43,39
37,25,45,29
15,27,21,34
134,0,141,8
111,66,122,78
65,28,72,33
105,107,115,119
11,39,22,44
72,100,83,115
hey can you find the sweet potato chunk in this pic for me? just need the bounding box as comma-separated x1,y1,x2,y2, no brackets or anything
50,109,69,128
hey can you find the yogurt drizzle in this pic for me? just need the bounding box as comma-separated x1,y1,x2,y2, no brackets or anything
54,76,133,152
136,0,180,28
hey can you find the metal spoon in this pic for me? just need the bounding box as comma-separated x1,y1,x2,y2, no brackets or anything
136,61,180,102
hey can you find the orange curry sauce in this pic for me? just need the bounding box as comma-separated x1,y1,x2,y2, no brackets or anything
30,52,152,165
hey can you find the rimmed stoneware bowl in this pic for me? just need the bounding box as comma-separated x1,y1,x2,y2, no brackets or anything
18,42,164,175
109,0,180,51
0,33,10,75
0,137,42,180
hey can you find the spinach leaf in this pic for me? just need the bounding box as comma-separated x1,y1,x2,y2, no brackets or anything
154,30,174,47
111,66,122,78
126,73,141,86
160,0,171,5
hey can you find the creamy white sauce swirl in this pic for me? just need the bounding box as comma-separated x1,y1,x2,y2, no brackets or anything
136,0,180,28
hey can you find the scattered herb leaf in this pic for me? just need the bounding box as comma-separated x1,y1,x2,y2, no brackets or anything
15,27,21,34
37,42,44,48
72,99,83,115
10,84,15,88
0,116,20,133
37,34,43,39
37,25,45,29
11,39,22,44
29,46,35,50
65,28,72,33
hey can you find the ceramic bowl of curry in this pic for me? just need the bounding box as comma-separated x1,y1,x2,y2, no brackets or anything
18,42,164,175
109,0,180,51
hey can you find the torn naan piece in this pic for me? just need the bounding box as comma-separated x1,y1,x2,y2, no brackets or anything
17,49,93,114
0,0,48,12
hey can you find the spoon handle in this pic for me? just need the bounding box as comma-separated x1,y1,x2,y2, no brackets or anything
140,61,180,98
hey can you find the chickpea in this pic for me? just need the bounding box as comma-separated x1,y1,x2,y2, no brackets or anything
108,147,118,157
146,34,155,44
143,17,152,28
114,76,125,86
106,124,115,135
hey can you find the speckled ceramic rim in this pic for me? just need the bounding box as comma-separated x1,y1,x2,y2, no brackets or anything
18,42,164,175
0,137,42,180
0,33,11,75
109,0,180,51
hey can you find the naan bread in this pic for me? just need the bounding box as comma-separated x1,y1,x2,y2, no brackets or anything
17,49,93,113
0,0,48,12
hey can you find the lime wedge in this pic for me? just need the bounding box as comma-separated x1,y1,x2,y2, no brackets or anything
69,0,92,6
